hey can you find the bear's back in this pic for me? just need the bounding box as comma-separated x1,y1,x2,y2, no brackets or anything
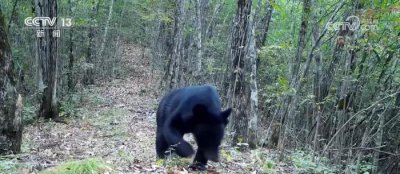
156,85,222,125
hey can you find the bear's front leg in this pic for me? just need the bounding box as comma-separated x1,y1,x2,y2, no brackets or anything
189,148,208,171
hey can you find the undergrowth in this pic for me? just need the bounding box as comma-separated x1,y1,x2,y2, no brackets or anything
39,158,113,174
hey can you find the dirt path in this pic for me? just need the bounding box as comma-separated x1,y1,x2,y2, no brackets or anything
20,44,287,174
21,44,165,173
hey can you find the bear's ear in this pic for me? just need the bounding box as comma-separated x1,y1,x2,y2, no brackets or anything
221,108,232,123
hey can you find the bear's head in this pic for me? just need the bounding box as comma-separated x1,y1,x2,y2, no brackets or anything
191,106,232,162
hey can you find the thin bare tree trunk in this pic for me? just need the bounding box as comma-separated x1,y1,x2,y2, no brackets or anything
279,0,311,154
83,0,99,85
247,0,259,149
34,0,44,92
372,112,385,173
311,0,322,152
67,0,75,92
256,0,273,48
7,0,19,32
194,0,203,76
98,0,114,58
205,0,224,39
111,0,127,78
157,13,173,90
0,9,23,155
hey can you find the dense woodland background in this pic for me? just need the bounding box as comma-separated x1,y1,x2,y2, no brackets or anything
0,0,400,173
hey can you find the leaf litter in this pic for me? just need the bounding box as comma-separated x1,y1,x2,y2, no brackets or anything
15,44,291,174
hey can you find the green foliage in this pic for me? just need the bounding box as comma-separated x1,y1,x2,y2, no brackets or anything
22,105,37,125
39,158,113,174
117,149,130,161
79,91,111,109
250,149,276,174
58,91,110,119
0,159,17,173
290,150,337,174
134,0,174,23
59,93,82,118
90,108,130,138
346,161,375,174
203,39,229,74
156,153,191,169
258,45,292,109
21,138,33,153
0,159,32,174
258,45,290,86
220,149,234,162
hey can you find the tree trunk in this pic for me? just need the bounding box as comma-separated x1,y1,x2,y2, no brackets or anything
0,9,23,155
311,0,322,152
247,0,259,149
167,0,185,89
319,11,353,106
34,0,44,92
67,0,75,92
278,0,311,152
37,0,59,119
7,0,19,32
111,0,128,78
205,0,224,39
227,0,252,146
290,0,310,84
83,0,99,85
372,111,385,173
256,0,273,48
194,0,203,76
98,0,114,58
156,11,173,90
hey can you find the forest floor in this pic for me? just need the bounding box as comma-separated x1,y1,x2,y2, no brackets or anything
14,44,293,174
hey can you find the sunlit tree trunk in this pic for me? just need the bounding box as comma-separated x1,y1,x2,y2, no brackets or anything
0,9,23,154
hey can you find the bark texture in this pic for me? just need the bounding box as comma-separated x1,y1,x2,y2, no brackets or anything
0,9,23,155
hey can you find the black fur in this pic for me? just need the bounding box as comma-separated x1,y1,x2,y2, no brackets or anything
156,85,231,168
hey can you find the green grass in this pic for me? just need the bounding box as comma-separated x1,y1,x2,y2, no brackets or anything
39,158,113,174
91,108,130,138
156,153,191,169
290,150,337,174
0,158,33,174
0,159,17,173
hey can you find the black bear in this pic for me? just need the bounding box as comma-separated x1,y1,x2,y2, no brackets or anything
156,85,231,170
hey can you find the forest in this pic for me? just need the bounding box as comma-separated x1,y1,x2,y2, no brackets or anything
0,0,399,173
